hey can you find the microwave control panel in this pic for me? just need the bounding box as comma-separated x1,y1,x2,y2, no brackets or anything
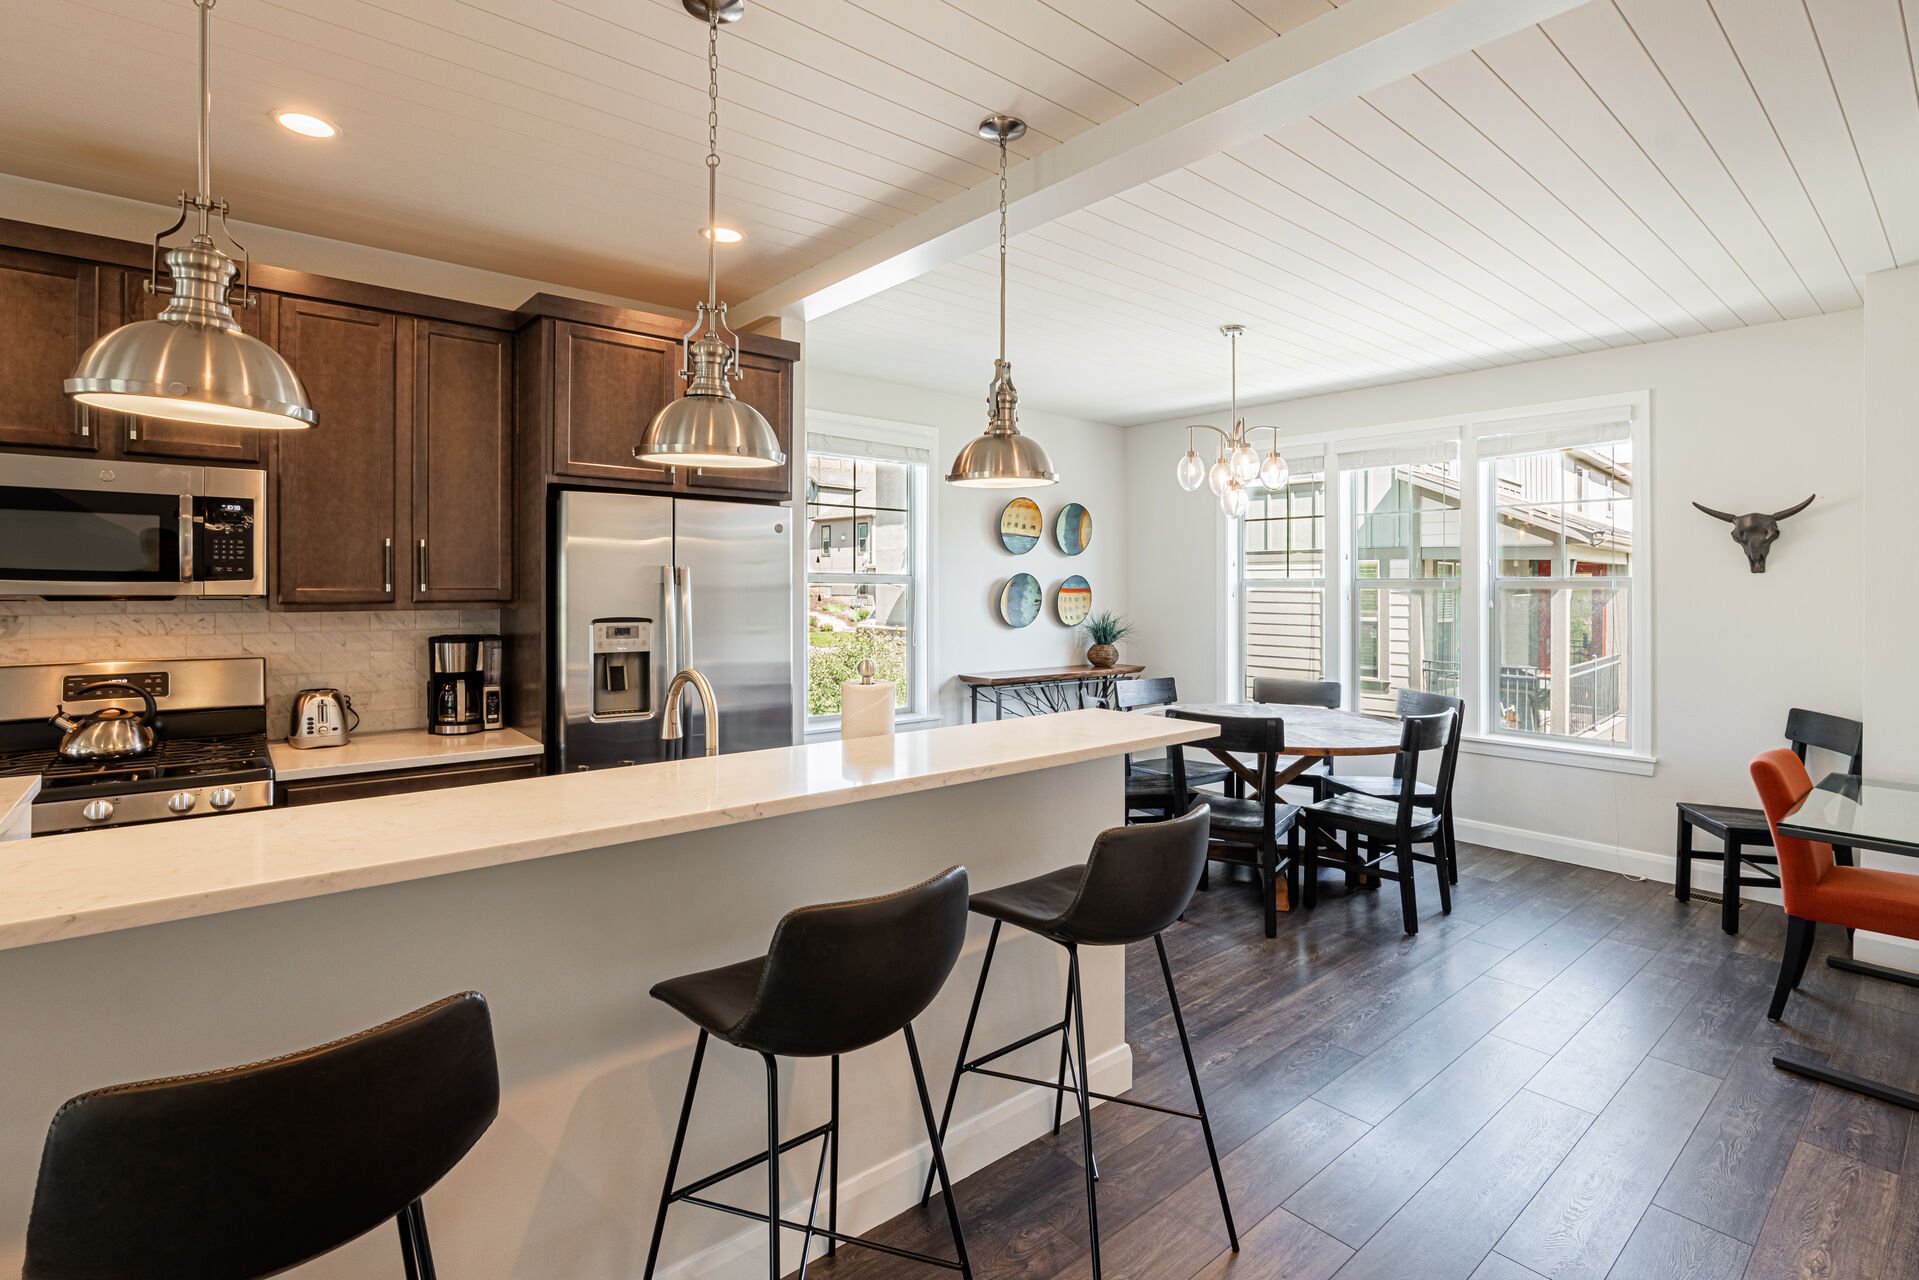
193,497,256,581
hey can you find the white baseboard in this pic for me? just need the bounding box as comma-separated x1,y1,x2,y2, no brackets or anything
1453,816,1784,907
659,1042,1132,1280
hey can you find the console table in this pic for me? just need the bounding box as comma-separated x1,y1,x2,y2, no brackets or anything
958,664,1144,722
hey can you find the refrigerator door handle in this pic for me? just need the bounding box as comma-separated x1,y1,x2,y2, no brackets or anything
675,565,693,671
660,564,681,682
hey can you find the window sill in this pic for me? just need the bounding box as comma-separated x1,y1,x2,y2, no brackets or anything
1461,734,1657,776
804,712,942,741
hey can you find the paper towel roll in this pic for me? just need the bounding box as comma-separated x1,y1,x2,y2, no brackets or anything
840,678,896,739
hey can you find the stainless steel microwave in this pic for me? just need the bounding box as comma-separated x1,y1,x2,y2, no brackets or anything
0,454,265,599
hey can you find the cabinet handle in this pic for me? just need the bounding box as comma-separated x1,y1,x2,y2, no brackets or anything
127,425,139,441
383,537,393,594
417,539,428,594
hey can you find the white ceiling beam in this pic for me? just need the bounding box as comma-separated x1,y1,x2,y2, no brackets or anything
737,0,1591,327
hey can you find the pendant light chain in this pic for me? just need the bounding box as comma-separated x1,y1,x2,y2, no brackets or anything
704,10,722,314
998,131,1010,365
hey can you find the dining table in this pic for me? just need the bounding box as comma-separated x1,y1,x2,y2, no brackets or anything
1773,772,1919,1112
1163,701,1404,911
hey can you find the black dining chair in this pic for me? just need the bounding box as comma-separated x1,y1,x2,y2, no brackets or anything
1166,708,1301,938
1250,676,1344,796
1106,677,1231,821
920,807,1235,1280
24,992,499,1280
644,868,974,1280
1318,689,1465,884
1300,710,1457,935
1676,708,1864,935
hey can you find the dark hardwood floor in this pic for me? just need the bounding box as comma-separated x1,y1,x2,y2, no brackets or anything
811,846,1919,1280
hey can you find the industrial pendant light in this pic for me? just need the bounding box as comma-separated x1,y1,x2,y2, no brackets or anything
65,0,315,431
946,116,1058,488
634,0,784,470
1173,325,1287,519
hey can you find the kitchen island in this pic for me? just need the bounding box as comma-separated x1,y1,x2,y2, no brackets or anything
0,709,1213,1280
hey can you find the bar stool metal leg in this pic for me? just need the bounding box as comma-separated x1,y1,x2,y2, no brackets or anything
1156,934,1238,1252
764,1054,781,1280
906,1023,976,1280
1053,964,1075,1136
644,1030,709,1280
922,921,1001,1206
828,1054,840,1260
1068,946,1103,1279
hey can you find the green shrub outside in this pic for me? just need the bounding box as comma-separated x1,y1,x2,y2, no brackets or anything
808,627,908,715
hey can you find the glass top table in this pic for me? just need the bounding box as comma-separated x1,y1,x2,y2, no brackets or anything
1772,773,1919,1114
1779,774,1919,855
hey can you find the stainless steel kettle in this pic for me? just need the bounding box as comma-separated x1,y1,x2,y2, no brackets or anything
288,688,357,749
49,681,159,760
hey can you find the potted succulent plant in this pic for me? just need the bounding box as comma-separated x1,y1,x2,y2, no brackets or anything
1081,611,1135,670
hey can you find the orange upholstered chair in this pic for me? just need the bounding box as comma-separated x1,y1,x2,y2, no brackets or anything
1751,748,1919,1019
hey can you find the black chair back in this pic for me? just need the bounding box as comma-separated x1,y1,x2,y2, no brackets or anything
1785,708,1863,775
25,992,499,1280
1054,805,1211,945
1114,677,1178,712
1167,707,1282,838
1251,677,1341,708
738,866,969,1058
1398,689,1465,799
1391,711,1455,835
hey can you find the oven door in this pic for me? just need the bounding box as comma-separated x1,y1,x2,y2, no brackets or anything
0,455,196,597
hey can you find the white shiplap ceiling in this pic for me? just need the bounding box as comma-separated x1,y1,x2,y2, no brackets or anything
0,0,1335,306
809,0,1919,424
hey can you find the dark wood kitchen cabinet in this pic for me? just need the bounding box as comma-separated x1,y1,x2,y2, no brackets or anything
548,321,679,487
271,298,403,607
276,755,542,806
412,320,512,603
0,247,103,453
110,267,273,465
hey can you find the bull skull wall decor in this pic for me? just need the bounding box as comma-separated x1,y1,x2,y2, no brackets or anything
1691,495,1815,573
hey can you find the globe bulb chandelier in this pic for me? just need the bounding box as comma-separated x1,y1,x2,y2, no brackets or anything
1172,325,1288,519
65,0,316,431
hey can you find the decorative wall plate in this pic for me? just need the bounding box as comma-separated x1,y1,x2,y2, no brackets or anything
999,497,1042,553
1055,503,1092,555
999,573,1042,627
1056,575,1092,626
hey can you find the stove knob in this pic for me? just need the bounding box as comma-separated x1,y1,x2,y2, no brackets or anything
209,787,237,811
81,799,114,824
167,791,196,815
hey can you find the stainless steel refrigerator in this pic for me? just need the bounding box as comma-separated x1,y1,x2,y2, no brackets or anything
552,490,794,771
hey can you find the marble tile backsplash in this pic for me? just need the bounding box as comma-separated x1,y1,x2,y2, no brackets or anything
0,600,503,737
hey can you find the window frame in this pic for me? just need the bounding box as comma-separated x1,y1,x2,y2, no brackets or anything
1227,391,1653,773
1235,462,1330,697
801,413,939,734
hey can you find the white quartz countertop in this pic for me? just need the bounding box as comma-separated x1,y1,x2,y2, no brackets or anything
0,776,39,836
270,728,543,781
0,710,1215,951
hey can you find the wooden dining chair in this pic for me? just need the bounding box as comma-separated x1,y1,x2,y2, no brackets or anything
1166,709,1301,938
1249,677,1343,796
1678,709,1863,935
1318,690,1465,884
1750,748,1919,1020
1108,677,1230,823
1298,711,1456,936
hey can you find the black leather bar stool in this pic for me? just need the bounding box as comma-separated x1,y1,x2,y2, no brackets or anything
24,992,499,1280
921,807,1235,1279
644,867,974,1280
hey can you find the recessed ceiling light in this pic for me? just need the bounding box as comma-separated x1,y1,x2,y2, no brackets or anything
274,111,337,139
702,226,744,244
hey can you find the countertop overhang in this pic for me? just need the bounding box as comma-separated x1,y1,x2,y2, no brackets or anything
0,711,1216,952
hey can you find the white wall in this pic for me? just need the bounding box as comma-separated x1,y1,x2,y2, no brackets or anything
1124,311,1867,872
806,369,1131,726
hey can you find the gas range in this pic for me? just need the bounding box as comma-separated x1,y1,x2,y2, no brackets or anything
0,658,273,836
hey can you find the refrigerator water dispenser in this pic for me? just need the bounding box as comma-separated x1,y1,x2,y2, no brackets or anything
591,618,653,718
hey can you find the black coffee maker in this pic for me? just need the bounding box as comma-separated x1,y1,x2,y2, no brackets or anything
428,634,503,736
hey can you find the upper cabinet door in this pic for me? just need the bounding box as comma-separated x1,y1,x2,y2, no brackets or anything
272,298,402,606
0,248,102,452
413,320,512,603
550,322,678,487
682,350,793,499
113,268,270,465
